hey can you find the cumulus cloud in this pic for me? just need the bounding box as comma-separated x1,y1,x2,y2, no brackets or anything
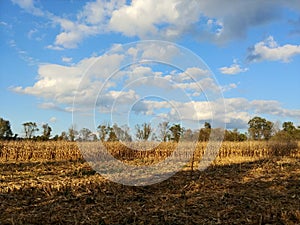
12,0,300,49
176,67,210,82
250,100,300,117
109,0,201,38
12,52,124,106
11,40,300,130
247,36,300,63
219,60,248,74
121,97,300,129
49,0,126,49
11,0,44,16
108,0,290,44
11,41,227,126
53,18,100,49
223,98,300,128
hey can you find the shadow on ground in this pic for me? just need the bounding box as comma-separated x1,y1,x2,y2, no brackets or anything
0,157,299,224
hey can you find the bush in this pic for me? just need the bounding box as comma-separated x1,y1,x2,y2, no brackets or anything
268,131,298,156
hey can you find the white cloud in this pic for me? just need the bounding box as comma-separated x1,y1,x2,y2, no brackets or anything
38,102,74,113
27,28,37,39
139,42,181,61
11,0,300,51
49,0,125,49
12,53,124,106
39,102,64,111
221,83,238,92
109,0,197,38
176,67,210,82
127,97,300,129
108,0,295,44
224,98,300,128
11,0,44,16
49,117,57,123
247,36,300,63
78,0,126,25
46,45,64,51
62,57,73,63
219,61,248,75
13,0,299,49
53,18,100,49
250,100,300,117
0,21,8,26
8,39,39,65
11,39,300,130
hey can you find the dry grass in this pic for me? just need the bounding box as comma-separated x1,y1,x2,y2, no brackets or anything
0,140,299,224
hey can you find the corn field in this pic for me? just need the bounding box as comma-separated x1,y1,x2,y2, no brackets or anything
0,140,299,163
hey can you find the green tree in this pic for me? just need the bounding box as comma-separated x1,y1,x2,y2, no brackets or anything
107,125,118,142
276,121,300,141
169,124,184,142
248,116,273,140
269,134,298,156
0,118,13,139
204,122,211,129
224,128,247,141
97,124,109,142
238,133,247,141
198,122,211,141
59,131,68,141
41,123,52,140
23,122,39,139
282,121,296,133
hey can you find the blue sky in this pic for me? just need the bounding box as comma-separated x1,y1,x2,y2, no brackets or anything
0,0,300,137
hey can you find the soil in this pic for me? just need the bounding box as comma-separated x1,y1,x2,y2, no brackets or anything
0,156,299,225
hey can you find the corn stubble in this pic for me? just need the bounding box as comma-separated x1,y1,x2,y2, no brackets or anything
0,140,299,224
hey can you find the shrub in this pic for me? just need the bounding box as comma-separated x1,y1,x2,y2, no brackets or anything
268,131,298,156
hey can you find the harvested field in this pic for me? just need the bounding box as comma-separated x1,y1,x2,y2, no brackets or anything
0,141,299,224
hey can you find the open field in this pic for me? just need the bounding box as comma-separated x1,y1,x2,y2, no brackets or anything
0,141,300,224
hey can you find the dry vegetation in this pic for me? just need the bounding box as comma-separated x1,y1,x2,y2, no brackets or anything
0,141,299,224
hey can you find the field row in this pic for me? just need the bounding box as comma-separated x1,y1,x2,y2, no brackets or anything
0,140,299,163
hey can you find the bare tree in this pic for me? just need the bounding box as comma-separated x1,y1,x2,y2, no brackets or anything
158,121,170,142
23,122,39,139
135,123,152,141
68,125,78,141
79,128,92,141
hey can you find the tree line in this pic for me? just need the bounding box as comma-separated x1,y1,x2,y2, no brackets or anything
0,116,300,142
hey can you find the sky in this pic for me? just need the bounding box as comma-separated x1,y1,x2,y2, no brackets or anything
0,0,300,137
